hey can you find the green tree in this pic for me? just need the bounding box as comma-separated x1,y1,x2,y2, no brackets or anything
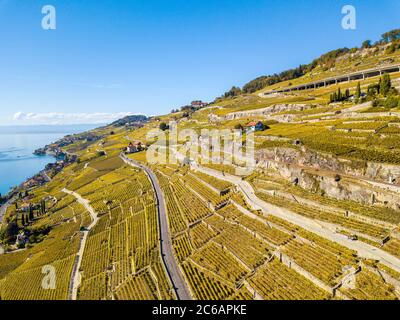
380,74,391,96
367,83,380,99
381,29,400,43
159,122,169,131
28,205,34,221
361,40,371,49
386,44,396,54
4,222,19,244
40,200,46,215
355,82,361,99
224,86,242,98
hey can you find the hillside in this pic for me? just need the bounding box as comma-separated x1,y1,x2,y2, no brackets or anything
1,30,400,300
221,28,400,97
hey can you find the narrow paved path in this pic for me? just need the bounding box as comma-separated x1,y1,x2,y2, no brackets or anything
0,196,15,223
62,188,99,300
120,153,192,300
190,161,400,273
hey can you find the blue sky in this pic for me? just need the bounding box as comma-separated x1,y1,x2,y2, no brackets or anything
0,0,400,125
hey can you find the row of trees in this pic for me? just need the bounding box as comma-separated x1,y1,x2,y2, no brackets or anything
357,29,400,50
329,74,394,104
224,86,242,98
16,200,46,226
381,29,400,43
367,74,393,97
171,103,205,114
0,199,48,246
329,88,351,103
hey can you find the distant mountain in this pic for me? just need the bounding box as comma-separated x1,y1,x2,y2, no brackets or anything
110,115,148,127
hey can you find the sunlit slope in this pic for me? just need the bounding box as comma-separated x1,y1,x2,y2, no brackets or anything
0,146,174,300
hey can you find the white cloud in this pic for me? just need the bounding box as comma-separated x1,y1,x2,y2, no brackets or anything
12,111,141,125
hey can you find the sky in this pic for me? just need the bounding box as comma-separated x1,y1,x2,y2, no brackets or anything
0,0,400,125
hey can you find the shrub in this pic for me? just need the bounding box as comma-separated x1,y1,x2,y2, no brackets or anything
385,97,399,109
159,122,169,131
386,44,396,54
3,222,19,244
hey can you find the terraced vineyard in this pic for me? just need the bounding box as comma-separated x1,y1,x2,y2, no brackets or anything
3,30,400,301
181,173,231,208
155,164,390,300
173,233,193,262
256,192,390,242
218,204,294,246
75,159,173,300
383,238,400,258
181,260,235,300
250,173,400,224
155,171,188,235
2,120,400,300
190,171,233,193
170,179,212,223
261,117,400,164
0,156,174,300
0,191,85,299
248,258,331,300
282,240,348,286
214,226,271,269
115,269,160,300
0,255,76,300
191,242,249,284
339,270,398,300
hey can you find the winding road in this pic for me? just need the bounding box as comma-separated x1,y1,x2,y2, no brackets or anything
62,188,99,300
120,153,192,300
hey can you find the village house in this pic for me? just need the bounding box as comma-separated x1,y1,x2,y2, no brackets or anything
22,174,47,189
125,141,144,154
246,121,265,132
16,233,28,247
191,100,208,107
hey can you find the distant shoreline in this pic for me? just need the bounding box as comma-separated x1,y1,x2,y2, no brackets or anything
0,124,103,134
0,124,100,199
1,150,57,200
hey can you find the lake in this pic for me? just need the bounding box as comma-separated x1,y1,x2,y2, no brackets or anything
0,125,99,196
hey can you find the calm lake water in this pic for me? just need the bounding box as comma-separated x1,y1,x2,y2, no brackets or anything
0,125,98,196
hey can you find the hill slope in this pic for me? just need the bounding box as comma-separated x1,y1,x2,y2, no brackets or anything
1,29,400,300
